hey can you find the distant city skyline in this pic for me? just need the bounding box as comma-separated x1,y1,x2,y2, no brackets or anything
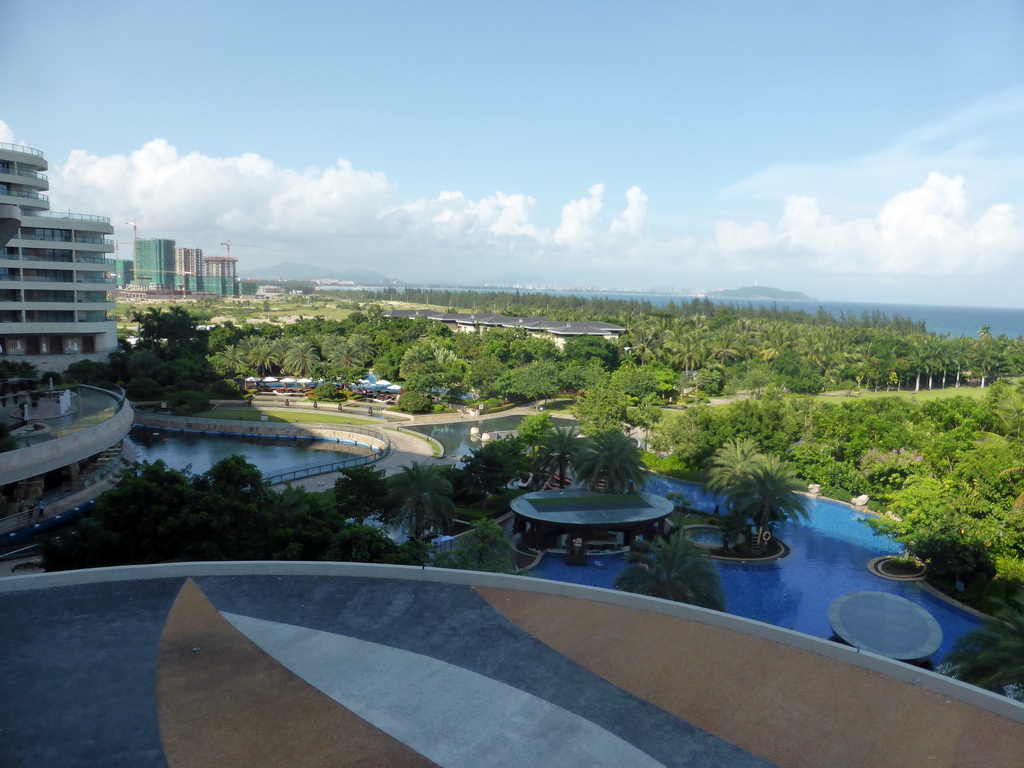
4,0,1023,308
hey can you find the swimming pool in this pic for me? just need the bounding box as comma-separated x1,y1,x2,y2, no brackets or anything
535,477,981,665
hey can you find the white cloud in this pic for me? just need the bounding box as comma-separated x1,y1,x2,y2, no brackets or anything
553,183,604,246
56,141,394,242
0,120,15,144
709,173,1022,276
24,131,1022,292
720,87,1024,221
610,186,648,236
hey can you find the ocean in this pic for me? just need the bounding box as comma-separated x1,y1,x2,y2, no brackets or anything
478,291,1024,339
345,286,1024,339
613,295,1024,340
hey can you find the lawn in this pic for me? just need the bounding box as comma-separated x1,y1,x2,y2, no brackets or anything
195,408,379,426
807,385,992,403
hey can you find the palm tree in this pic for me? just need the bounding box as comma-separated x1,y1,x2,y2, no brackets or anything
995,389,1024,440
282,339,321,377
318,334,349,367
574,430,647,494
238,336,274,375
382,462,455,540
210,343,248,376
943,596,1024,700
704,437,762,496
725,455,809,546
399,343,437,379
346,334,376,365
268,338,292,373
536,425,581,488
615,532,725,610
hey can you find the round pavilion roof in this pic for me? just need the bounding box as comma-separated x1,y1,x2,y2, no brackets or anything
510,489,673,527
828,591,943,662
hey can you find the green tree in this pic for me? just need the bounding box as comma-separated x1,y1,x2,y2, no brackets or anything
574,430,647,493
507,359,561,404
455,439,530,501
333,466,388,524
382,462,456,539
943,596,1024,701
615,532,725,610
536,425,582,488
326,524,428,565
703,437,762,496
41,456,276,569
725,455,809,546
515,411,554,450
571,381,627,436
282,339,321,377
434,519,513,573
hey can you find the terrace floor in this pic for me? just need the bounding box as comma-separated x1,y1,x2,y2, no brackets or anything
2,564,1022,768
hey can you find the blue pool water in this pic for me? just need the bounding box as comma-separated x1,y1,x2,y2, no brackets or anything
535,478,981,665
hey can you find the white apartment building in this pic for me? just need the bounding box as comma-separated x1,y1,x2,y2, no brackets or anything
0,143,118,372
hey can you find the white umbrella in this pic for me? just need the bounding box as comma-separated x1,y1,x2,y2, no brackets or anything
297,378,314,384
262,376,279,382
280,377,297,383
245,376,260,382
386,384,402,392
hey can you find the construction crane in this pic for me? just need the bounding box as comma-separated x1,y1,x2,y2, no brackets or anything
220,240,261,259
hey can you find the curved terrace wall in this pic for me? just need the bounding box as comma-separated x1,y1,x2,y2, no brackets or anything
3,560,1022,768
0,386,132,487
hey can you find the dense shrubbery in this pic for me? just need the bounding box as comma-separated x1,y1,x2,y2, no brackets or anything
651,391,1024,600
41,457,427,570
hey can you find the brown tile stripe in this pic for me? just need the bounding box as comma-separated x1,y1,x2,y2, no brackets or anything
477,587,1024,768
157,579,438,768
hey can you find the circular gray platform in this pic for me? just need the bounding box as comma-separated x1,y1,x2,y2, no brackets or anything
828,590,942,663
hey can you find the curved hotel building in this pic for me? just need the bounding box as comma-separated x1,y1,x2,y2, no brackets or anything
0,142,118,372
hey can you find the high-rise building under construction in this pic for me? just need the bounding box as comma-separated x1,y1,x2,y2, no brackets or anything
134,238,176,290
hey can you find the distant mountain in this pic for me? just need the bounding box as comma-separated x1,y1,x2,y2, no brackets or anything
707,286,817,301
242,262,392,284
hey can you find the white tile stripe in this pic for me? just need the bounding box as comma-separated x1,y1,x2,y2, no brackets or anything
222,612,665,768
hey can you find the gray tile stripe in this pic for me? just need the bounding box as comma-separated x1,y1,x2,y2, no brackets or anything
223,611,666,768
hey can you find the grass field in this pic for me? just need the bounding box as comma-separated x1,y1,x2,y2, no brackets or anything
806,384,994,403
196,408,380,426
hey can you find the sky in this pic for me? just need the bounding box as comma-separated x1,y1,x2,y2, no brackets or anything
3,0,1024,307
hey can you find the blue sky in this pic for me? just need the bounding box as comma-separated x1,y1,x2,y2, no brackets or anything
3,0,1023,306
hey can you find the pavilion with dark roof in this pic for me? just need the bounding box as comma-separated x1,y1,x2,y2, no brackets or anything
511,489,674,564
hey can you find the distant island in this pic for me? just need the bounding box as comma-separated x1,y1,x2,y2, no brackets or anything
706,286,816,301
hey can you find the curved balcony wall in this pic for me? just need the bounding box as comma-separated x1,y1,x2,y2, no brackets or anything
0,386,133,487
